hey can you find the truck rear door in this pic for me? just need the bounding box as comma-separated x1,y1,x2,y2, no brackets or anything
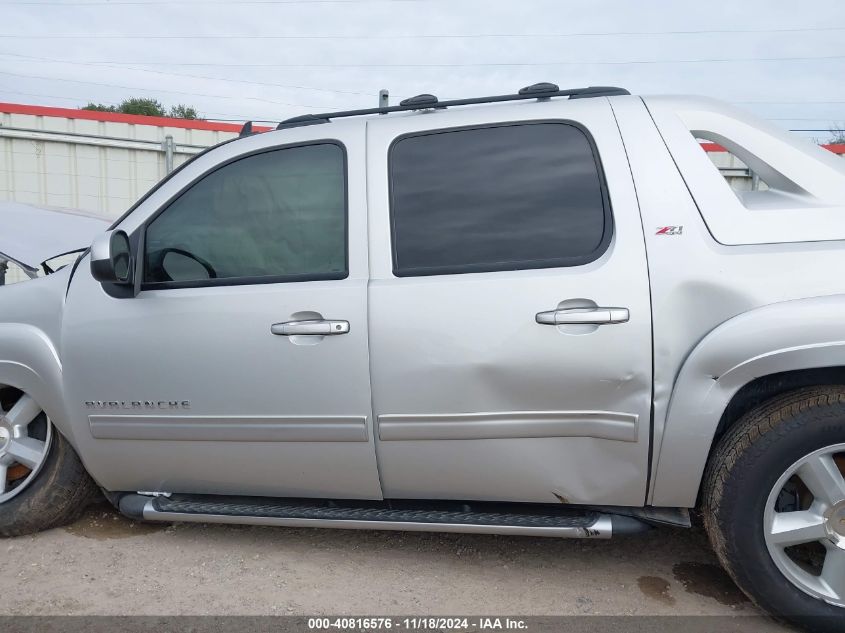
365,98,653,506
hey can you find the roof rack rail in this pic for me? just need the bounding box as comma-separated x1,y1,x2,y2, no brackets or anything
276,83,629,130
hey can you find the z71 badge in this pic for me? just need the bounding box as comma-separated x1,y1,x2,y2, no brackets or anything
656,225,683,236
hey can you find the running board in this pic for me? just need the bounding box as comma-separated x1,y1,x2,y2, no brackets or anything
119,494,650,539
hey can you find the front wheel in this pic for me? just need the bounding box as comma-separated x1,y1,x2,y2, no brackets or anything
702,386,845,632
0,387,98,537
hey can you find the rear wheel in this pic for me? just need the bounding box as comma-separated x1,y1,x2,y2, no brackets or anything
703,386,845,632
0,386,98,537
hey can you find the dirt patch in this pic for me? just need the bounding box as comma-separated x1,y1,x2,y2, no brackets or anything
1,508,789,624
637,575,676,605
672,562,748,606
64,503,166,540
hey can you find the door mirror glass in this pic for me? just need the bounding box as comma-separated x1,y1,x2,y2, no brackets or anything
90,230,134,285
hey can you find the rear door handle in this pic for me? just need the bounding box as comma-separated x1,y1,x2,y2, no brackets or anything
536,307,629,326
271,319,350,336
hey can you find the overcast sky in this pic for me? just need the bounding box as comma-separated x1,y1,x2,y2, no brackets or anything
2,0,844,138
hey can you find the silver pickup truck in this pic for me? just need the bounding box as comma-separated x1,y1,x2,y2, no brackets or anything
1,83,845,629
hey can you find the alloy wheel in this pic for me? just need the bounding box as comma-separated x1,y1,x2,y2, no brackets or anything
0,389,52,504
764,443,845,606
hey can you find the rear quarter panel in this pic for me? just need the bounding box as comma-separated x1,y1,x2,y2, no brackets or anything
610,96,845,507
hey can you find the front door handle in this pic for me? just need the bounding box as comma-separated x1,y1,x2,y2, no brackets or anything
536,307,629,326
271,319,350,336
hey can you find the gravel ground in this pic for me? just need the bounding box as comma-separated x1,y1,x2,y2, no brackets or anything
0,502,791,628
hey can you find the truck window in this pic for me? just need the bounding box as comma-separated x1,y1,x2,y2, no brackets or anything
144,142,347,287
388,122,611,277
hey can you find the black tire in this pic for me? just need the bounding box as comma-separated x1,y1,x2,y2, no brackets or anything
702,386,845,632
0,418,99,537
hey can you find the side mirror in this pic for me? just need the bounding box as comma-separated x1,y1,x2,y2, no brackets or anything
90,230,134,285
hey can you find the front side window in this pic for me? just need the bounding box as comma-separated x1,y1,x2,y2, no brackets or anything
144,142,346,286
389,122,611,276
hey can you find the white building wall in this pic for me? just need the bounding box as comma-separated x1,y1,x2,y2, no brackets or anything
0,109,238,218
0,104,245,284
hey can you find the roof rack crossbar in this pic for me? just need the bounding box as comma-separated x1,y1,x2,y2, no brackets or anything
277,85,629,129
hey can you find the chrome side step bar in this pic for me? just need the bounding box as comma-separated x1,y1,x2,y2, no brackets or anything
142,503,616,538
119,494,650,539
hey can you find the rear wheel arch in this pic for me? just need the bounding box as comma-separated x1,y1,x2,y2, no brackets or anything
686,368,845,507
710,367,845,462
652,296,845,507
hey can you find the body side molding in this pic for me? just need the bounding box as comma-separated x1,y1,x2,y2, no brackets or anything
89,415,369,442
378,410,638,442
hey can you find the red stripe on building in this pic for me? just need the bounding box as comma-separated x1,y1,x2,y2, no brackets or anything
701,141,844,154
0,102,272,133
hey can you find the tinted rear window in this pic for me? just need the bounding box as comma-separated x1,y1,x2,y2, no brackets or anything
389,122,611,276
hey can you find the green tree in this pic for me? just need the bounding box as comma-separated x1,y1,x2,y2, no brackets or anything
81,98,201,119
169,104,199,120
82,102,117,113
116,97,166,117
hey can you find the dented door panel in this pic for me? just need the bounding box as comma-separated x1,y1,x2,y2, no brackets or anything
365,99,653,506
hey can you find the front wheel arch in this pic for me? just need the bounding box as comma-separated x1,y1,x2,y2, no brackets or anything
0,386,99,536
0,323,73,447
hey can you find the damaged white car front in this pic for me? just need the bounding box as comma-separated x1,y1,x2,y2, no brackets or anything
0,201,110,285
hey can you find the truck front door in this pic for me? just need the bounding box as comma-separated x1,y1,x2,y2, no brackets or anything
62,127,383,500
